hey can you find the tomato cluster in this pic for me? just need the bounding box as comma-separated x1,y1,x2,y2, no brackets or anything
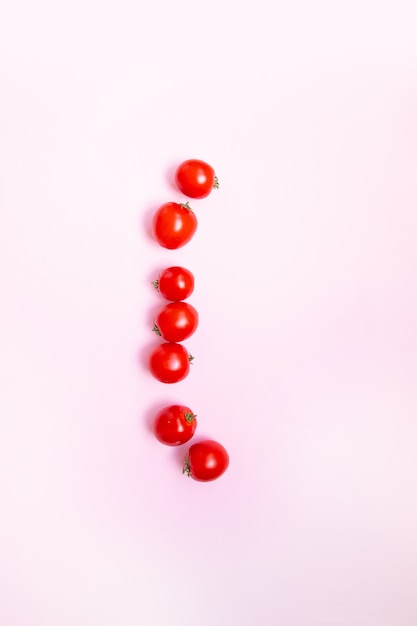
147,159,229,482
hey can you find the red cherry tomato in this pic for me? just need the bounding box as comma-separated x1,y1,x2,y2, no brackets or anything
149,342,193,383
153,302,198,342
154,404,197,446
175,159,219,199
152,266,195,301
152,202,197,249
183,440,229,482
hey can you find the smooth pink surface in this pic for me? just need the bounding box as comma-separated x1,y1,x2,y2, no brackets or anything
1,2,417,625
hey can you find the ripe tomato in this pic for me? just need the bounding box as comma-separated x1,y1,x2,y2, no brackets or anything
183,440,229,482
175,159,219,199
152,202,197,249
152,266,195,301
149,342,193,383
153,302,198,342
154,404,197,446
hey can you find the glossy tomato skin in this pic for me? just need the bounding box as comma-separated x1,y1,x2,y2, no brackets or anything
154,302,198,342
175,159,218,199
154,404,197,446
149,342,192,383
184,440,229,481
152,202,197,249
155,266,194,301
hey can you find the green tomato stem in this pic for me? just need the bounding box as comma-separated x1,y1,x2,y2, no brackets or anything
180,201,193,212
182,454,191,477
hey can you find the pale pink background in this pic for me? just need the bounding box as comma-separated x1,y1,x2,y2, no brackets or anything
1,1,417,625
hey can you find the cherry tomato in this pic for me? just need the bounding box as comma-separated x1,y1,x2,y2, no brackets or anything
152,266,195,301
175,159,219,199
152,202,197,249
153,302,198,342
149,342,193,383
183,440,229,482
154,404,197,446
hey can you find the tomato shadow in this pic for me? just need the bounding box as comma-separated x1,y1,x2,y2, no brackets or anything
145,265,162,290
165,162,180,194
137,338,160,374
141,201,160,241
144,263,173,296
144,301,163,332
142,397,179,435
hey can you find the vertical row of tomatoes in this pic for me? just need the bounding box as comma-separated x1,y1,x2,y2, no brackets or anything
148,159,229,482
